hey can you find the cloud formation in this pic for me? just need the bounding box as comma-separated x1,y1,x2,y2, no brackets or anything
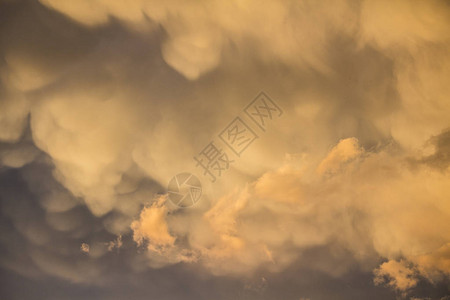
1,0,449,299
132,137,450,286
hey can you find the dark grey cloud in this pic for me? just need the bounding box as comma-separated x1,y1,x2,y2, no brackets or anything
421,129,450,170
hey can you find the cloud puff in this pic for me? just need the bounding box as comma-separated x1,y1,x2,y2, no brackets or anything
131,196,175,251
80,243,90,253
317,137,363,175
374,260,418,292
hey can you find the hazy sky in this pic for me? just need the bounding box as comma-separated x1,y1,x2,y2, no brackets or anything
0,0,449,299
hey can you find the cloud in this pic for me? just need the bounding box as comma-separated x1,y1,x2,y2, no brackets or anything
359,0,450,150
1,0,450,299
130,137,450,290
131,196,175,251
317,137,363,175
0,93,29,143
80,243,90,253
374,243,450,293
374,260,418,292
421,129,450,170
38,0,358,79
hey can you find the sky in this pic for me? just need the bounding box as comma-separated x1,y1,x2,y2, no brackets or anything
0,0,449,299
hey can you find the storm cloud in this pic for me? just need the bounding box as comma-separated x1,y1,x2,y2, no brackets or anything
0,0,449,299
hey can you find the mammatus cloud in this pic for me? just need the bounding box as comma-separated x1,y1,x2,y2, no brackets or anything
38,0,358,79
0,0,449,299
